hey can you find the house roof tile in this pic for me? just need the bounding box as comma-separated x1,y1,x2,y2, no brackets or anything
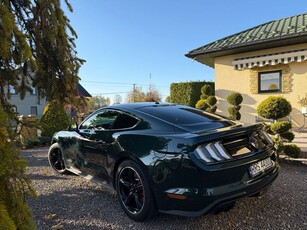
78,84,92,97
186,13,307,67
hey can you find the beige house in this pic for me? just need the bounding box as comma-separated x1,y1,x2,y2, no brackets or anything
186,13,307,128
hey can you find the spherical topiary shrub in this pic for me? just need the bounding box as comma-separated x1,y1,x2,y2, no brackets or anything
227,92,243,120
280,131,295,142
257,96,292,120
283,144,301,158
195,99,209,111
228,107,241,120
201,85,212,95
257,96,293,153
40,101,70,138
227,92,243,106
270,121,292,134
200,94,208,100
206,105,217,113
228,106,236,116
233,112,241,120
262,123,274,135
207,96,217,106
195,85,217,113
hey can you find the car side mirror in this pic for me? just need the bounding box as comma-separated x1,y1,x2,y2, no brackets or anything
68,123,79,132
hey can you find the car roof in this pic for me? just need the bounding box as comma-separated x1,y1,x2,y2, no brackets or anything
92,102,236,133
107,102,177,111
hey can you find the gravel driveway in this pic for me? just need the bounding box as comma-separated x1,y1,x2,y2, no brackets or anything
24,147,307,230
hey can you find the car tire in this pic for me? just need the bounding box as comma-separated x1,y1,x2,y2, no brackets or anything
48,143,68,174
116,160,157,221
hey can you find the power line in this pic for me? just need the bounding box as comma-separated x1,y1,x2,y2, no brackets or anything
81,81,135,85
91,92,130,95
81,80,169,88
82,81,150,86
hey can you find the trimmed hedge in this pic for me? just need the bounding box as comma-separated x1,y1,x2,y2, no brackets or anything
170,81,215,107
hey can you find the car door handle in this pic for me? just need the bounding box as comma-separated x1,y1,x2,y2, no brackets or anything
80,129,95,137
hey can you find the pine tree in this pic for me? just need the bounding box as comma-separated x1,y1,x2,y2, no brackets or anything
0,0,84,228
0,0,84,117
0,109,37,230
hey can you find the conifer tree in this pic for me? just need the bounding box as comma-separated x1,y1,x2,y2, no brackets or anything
0,0,84,117
40,100,70,138
0,0,84,228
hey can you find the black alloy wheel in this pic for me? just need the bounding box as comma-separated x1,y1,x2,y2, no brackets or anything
48,143,67,174
116,160,157,221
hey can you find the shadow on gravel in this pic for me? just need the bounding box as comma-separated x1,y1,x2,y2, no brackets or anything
23,147,50,168
29,179,275,230
25,156,49,167
27,173,69,180
29,185,120,229
23,147,49,154
25,148,307,230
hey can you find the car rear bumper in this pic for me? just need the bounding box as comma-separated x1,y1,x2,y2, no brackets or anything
150,146,279,217
159,164,279,217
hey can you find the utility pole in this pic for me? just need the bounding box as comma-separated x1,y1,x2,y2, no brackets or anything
149,73,152,92
133,83,136,102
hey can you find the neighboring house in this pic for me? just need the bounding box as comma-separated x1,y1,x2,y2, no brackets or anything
186,13,307,127
8,85,47,118
8,83,91,118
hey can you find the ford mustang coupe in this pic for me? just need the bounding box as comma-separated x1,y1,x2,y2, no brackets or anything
48,102,279,221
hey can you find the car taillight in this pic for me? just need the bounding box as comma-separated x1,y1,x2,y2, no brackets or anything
195,141,232,163
261,130,274,145
249,135,259,149
194,130,274,164
249,130,274,150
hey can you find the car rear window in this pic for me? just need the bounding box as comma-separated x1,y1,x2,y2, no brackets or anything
139,106,234,132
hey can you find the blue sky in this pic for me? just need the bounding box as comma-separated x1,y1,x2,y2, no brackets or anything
65,0,307,103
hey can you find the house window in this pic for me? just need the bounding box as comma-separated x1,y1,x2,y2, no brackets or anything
258,70,282,93
30,106,37,116
9,85,16,94
12,106,17,113
30,86,37,95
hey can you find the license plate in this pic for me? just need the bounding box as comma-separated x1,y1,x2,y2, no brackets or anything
249,157,273,177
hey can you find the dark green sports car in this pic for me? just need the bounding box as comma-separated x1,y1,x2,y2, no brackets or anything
48,102,279,221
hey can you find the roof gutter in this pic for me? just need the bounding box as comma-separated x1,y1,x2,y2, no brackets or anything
185,34,307,68
186,33,307,58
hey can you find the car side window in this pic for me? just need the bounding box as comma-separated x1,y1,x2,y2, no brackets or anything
79,114,96,129
80,110,119,130
112,113,139,130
